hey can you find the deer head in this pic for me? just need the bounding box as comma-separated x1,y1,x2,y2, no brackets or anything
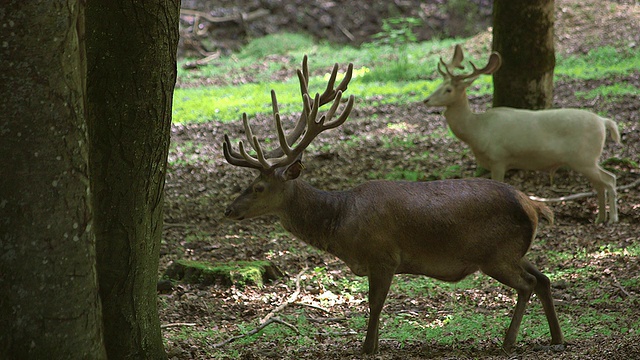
424,44,502,107
222,56,355,220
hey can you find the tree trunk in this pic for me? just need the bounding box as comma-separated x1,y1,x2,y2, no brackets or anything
492,0,555,109
85,1,179,359
0,1,107,359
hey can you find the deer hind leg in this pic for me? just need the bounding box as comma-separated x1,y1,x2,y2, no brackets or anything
490,164,507,182
362,268,395,354
599,166,618,223
578,165,617,224
521,259,564,347
480,261,536,352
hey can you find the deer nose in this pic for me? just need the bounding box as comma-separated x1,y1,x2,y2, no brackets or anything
224,207,232,217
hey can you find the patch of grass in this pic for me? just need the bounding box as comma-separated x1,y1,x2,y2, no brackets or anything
602,156,639,169
427,164,464,180
382,167,424,181
174,35,639,124
561,306,640,339
555,46,640,80
239,33,316,59
576,83,639,101
173,36,469,124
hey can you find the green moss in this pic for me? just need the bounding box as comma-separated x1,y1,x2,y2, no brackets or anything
164,259,282,288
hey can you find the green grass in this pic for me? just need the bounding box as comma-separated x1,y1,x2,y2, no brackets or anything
555,46,640,80
162,241,639,356
576,83,639,101
174,37,640,124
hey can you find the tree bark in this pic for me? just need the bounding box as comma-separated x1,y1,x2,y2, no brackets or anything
86,1,179,359
492,0,556,109
0,1,107,359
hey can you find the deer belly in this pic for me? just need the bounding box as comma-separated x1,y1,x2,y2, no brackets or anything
397,257,480,282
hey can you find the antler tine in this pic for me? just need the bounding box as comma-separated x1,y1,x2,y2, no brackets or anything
322,91,355,129
271,89,280,117
302,54,309,85
222,134,264,170
438,57,454,78
318,63,339,104
319,62,354,105
437,44,466,78
274,112,292,156
450,44,465,70
335,63,354,93
462,52,502,82
242,112,257,148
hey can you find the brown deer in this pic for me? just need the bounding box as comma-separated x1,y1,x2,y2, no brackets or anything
423,45,620,224
222,56,564,354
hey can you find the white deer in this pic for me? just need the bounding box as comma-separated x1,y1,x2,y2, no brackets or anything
423,45,621,224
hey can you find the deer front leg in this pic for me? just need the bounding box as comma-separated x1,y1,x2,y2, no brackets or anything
362,269,395,354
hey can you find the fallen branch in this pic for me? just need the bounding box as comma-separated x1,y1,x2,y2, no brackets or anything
180,8,269,24
261,266,307,324
611,272,632,298
316,330,358,337
161,322,197,329
530,177,640,203
307,316,346,323
182,51,221,70
294,301,331,313
211,317,299,348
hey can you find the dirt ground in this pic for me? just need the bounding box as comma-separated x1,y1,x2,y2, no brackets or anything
162,0,640,358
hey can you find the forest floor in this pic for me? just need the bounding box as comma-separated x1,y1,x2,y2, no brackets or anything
161,0,640,359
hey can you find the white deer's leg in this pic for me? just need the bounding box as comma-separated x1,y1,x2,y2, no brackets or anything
578,166,610,224
490,165,507,182
598,166,618,223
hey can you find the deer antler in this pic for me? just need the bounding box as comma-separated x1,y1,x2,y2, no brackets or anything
264,55,353,158
437,45,502,82
437,44,465,78
223,57,355,173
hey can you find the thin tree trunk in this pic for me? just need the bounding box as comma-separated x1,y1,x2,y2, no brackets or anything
0,1,107,358
86,1,179,359
492,0,556,109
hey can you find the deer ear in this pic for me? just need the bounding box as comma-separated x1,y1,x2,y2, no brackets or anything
282,160,304,180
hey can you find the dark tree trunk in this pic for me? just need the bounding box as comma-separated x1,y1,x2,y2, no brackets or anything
86,1,180,359
0,1,107,359
492,0,556,109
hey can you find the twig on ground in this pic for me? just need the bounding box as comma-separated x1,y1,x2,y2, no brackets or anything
316,330,358,337
294,301,331,313
530,176,640,203
210,317,299,348
611,273,632,298
163,223,191,229
182,51,221,69
180,8,269,24
307,316,346,323
260,266,307,324
161,322,197,329
337,23,355,42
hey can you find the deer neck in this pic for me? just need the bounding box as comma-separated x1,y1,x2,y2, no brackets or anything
442,93,477,144
276,180,350,252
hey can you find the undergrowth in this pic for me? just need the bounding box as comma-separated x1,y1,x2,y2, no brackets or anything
173,35,640,124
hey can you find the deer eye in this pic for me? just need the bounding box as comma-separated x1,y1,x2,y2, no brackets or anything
445,88,453,93
253,184,265,193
